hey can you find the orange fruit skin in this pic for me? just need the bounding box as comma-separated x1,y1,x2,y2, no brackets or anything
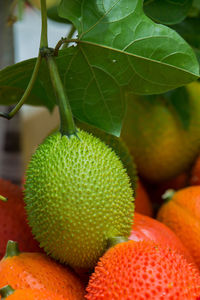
157,186,200,269
130,213,194,264
190,155,200,186
86,241,200,299
2,288,66,300
0,252,85,299
0,179,41,258
135,181,153,217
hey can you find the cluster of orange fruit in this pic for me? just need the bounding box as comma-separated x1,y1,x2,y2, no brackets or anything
0,150,200,299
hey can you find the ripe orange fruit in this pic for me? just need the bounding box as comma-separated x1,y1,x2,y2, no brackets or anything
0,178,41,258
130,213,194,264
190,154,200,185
0,241,85,299
0,285,66,300
135,180,152,216
86,240,200,299
157,186,200,268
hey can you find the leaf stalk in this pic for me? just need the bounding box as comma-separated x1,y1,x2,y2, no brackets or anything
54,38,78,56
0,54,42,120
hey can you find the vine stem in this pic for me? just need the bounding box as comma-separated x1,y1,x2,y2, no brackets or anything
39,0,76,136
0,0,46,120
40,0,48,48
0,0,77,137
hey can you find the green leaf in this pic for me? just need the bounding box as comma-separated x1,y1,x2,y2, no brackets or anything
164,86,190,129
57,47,125,136
143,0,193,25
0,0,200,137
0,58,55,111
192,0,200,10
171,18,200,64
47,5,71,24
0,48,124,136
58,0,199,96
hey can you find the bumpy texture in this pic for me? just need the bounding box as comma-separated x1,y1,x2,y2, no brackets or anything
75,119,137,195
86,241,200,299
0,252,85,299
24,130,134,269
130,213,194,264
157,186,200,268
121,82,200,183
5,288,66,300
0,179,41,258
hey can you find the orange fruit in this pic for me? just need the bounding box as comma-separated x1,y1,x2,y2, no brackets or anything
157,186,200,268
0,285,66,300
135,180,152,216
190,154,200,185
130,213,194,264
0,241,85,299
86,240,200,299
0,178,41,258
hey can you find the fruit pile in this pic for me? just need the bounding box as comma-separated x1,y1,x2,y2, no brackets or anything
1,82,200,299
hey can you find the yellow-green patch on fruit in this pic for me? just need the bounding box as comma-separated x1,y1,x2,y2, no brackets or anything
121,82,200,183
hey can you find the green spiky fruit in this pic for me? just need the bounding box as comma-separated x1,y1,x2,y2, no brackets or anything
75,119,138,195
24,130,134,269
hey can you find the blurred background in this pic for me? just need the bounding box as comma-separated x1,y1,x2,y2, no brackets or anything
0,1,70,183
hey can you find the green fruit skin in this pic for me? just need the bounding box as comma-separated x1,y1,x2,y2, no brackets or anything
75,119,138,195
121,82,200,183
24,130,134,269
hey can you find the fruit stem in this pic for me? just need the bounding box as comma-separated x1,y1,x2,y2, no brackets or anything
39,0,76,136
40,0,48,49
4,240,20,259
162,189,175,202
47,55,77,137
107,236,129,250
0,195,7,202
0,285,15,299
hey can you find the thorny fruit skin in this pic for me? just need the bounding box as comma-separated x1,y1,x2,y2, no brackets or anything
86,240,200,299
24,130,134,269
130,212,194,264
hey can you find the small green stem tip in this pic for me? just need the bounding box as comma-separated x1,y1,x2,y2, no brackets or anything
4,241,20,259
162,189,175,202
0,195,7,202
0,285,15,299
107,236,129,250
